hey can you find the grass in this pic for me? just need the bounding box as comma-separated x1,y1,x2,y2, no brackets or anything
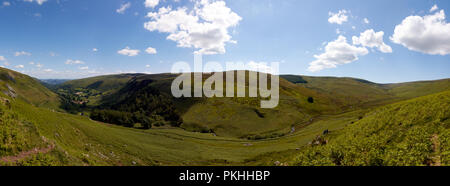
0,67,61,110
4,91,368,165
1,69,449,166
293,91,450,166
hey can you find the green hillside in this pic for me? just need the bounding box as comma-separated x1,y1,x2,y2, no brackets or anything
1,68,449,166
56,73,450,138
0,67,60,110
58,72,345,138
293,90,450,166
282,75,450,109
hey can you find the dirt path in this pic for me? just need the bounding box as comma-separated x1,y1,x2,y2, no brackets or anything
0,144,55,163
430,134,441,166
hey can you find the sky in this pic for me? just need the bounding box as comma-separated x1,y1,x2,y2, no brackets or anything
0,0,449,83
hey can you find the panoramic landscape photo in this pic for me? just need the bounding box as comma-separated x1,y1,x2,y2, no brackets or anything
0,0,449,167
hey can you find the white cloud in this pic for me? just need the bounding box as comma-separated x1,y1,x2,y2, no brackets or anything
49,52,56,57
65,59,85,65
43,69,53,72
117,46,140,56
145,47,157,54
363,18,370,24
79,66,89,70
0,56,5,61
144,0,242,55
390,10,450,55
24,0,47,5
3,1,10,6
308,35,369,72
92,48,98,52
29,61,34,65
430,4,438,13
144,0,159,8
145,64,151,68
352,29,392,53
15,65,24,68
36,63,43,68
247,61,276,74
328,10,348,25
15,51,31,56
116,2,131,14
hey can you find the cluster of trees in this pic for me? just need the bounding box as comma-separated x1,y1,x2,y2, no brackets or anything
90,110,157,129
90,79,183,129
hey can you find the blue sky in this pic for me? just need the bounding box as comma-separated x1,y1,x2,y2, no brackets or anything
0,0,449,83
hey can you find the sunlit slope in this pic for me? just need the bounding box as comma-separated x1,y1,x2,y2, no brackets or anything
9,96,351,166
294,90,450,166
283,75,450,109
59,73,450,138
95,72,340,138
0,96,62,166
385,79,450,99
0,67,60,110
57,73,144,93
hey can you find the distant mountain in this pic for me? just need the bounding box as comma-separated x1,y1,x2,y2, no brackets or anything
39,79,71,85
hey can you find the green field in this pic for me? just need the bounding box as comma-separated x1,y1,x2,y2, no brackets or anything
0,67,449,166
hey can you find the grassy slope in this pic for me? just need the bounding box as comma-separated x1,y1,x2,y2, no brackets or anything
6,71,442,166
0,67,60,110
283,75,450,109
0,70,358,165
88,72,342,138
57,73,144,92
293,90,450,166
9,96,362,165
91,73,450,138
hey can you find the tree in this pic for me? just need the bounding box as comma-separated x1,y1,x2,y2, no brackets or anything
307,97,314,103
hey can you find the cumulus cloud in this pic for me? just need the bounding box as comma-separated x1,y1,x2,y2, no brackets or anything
65,59,85,65
117,46,140,56
145,47,157,54
36,63,43,68
430,4,438,12
308,35,369,72
3,1,10,6
0,56,5,61
15,51,31,56
15,65,24,68
144,0,242,55
92,48,98,52
144,0,159,8
390,10,450,55
24,0,47,5
352,29,392,53
79,66,89,70
328,10,348,25
116,2,131,14
145,64,151,68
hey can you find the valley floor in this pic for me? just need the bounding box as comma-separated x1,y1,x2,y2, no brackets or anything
2,94,366,166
